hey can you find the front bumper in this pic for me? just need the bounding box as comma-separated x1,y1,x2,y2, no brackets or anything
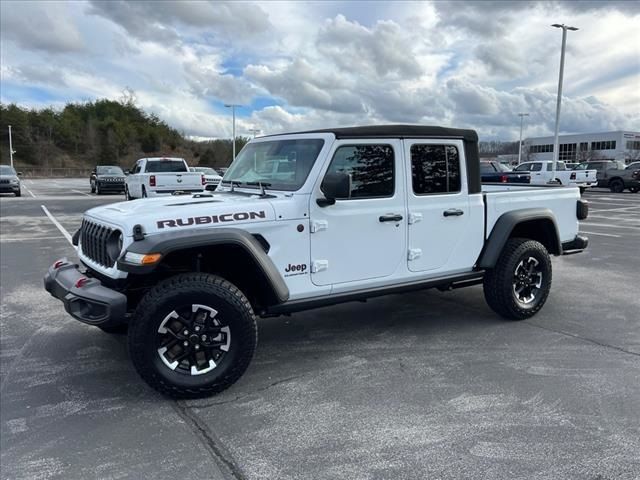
97,181,125,192
0,184,20,193
44,258,127,327
562,235,589,255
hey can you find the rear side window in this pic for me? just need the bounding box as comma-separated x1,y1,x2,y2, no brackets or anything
325,144,394,198
411,144,460,194
146,160,187,173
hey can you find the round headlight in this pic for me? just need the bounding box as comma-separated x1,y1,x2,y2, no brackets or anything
106,230,124,262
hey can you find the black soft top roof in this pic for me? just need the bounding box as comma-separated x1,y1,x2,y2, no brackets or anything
268,125,478,142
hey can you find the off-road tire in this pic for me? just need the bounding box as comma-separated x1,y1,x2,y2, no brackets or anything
14,190,21,197
128,273,258,399
483,238,552,320
98,323,129,334
142,186,147,198
609,178,624,193
96,183,102,195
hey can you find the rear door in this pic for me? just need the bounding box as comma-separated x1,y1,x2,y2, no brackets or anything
309,140,406,286
404,139,482,274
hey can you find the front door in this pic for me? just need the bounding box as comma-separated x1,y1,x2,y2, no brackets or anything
309,140,406,286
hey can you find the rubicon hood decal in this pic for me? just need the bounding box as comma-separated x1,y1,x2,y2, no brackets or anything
157,210,267,228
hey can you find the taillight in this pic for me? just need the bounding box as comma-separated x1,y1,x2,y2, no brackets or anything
149,175,156,187
201,174,205,185
500,175,508,183
570,172,576,180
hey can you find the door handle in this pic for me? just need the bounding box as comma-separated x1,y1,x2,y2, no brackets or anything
443,209,464,217
379,214,403,222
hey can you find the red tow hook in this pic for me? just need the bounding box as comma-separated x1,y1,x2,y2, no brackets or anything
53,260,65,269
75,277,90,288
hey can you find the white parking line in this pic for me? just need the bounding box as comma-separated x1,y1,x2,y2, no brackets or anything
579,230,621,238
40,205,73,246
580,222,640,230
22,184,36,198
0,235,69,243
72,190,92,197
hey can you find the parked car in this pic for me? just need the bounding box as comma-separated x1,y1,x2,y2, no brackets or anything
574,160,640,193
0,165,21,196
124,157,204,199
190,167,222,191
480,161,530,183
45,124,589,398
90,165,126,195
513,161,597,191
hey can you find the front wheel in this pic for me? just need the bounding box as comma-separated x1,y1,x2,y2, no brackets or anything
128,273,258,398
90,182,96,193
483,238,552,320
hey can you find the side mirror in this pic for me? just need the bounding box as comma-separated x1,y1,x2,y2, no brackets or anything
17,172,23,176
124,170,130,175
317,172,351,207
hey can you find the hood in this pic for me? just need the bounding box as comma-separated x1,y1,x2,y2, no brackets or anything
0,175,19,180
85,191,277,236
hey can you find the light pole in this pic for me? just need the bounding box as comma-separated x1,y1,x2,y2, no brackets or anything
550,23,578,183
517,113,529,165
8,125,17,168
248,128,260,138
224,104,241,162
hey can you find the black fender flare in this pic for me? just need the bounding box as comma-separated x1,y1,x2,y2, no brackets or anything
477,208,562,269
118,228,289,304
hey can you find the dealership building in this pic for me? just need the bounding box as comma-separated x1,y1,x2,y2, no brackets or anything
522,131,640,164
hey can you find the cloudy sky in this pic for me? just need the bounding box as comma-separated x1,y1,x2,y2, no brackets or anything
1,0,638,140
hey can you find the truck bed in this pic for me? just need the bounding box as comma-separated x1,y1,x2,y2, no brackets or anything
482,184,580,243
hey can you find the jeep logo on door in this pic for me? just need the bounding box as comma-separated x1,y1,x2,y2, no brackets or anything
157,210,266,228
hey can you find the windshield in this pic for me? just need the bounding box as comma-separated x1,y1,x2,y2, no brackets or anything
96,166,124,175
223,139,325,191
0,166,16,175
496,163,512,172
146,160,187,173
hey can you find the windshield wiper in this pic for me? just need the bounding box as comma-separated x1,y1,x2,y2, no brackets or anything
221,179,241,192
244,181,272,196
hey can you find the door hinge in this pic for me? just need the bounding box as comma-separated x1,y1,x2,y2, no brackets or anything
408,248,422,261
311,260,329,273
408,212,422,224
311,220,328,233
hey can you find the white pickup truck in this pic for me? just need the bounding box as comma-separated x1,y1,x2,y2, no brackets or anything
45,125,589,398
513,160,597,191
124,157,204,199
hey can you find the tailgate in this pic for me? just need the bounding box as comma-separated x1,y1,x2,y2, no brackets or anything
153,172,202,188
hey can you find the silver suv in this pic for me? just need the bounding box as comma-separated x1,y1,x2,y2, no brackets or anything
0,165,21,197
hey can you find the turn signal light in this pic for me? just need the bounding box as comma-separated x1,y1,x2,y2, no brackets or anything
141,253,162,265
75,277,90,288
124,252,162,265
149,175,156,187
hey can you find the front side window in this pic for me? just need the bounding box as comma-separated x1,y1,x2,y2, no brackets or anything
530,163,542,172
324,144,394,198
224,139,325,191
514,164,530,172
0,166,16,175
411,144,460,194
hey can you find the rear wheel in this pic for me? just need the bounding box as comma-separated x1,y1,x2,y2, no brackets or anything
609,178,624,193
483,238,552,320
128,273,257,398
90,182,96,193
142,186,148,198
579,187,586,194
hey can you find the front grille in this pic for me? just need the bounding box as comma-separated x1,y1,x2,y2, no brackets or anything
0,179,9,184
80,219,116,267
100,177,124,182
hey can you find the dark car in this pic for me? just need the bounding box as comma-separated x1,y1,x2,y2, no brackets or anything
481,161,530,184
90,165,126,195
574,161,640,193
0,165,22,196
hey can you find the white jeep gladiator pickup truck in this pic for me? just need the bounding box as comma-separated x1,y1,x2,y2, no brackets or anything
45,126,589,398
124,157,204,199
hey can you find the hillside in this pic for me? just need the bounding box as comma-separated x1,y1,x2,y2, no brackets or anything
0,100,248,171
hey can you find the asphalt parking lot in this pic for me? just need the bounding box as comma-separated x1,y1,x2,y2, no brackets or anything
1,179,639,480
